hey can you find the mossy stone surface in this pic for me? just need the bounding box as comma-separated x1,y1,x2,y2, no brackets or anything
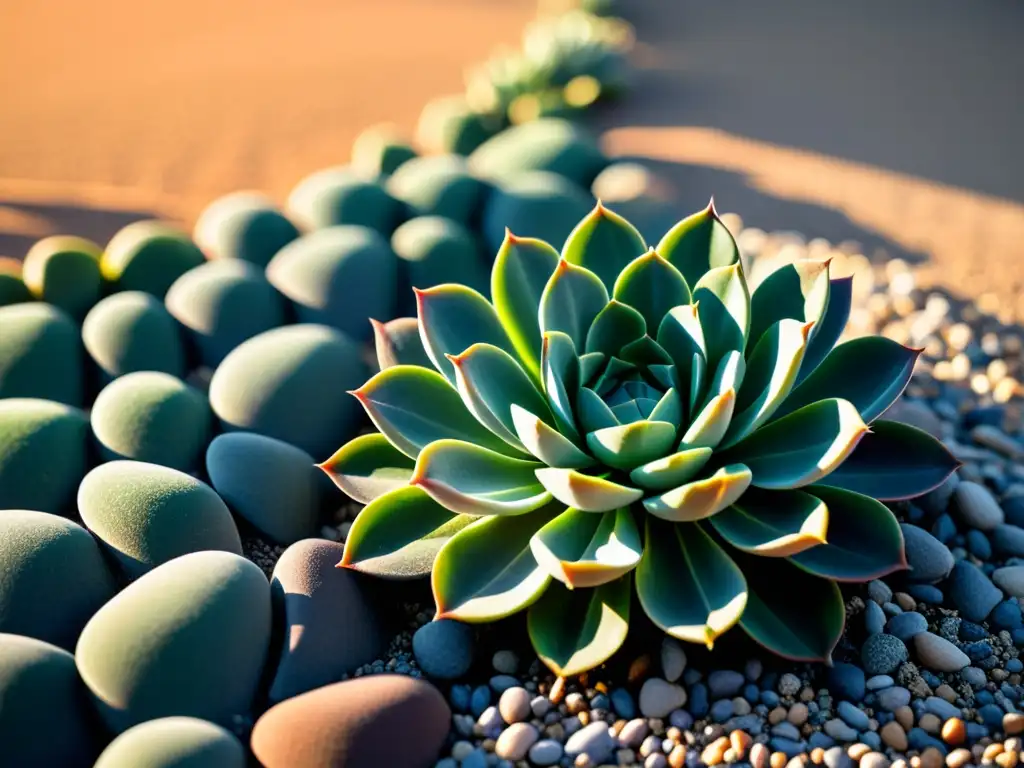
82,291,186,380
206,432,320,545
0,510,116,650
192,192,299,268
0,257,32,307
416,94,501,156
0,302,84,406
0,633,99,767
0,398,90,514
469,118,608,188
265,226,397,342
165,259,286,367
90,371,212,471
21,235,103,320
391,216,489,298
78,460,242,580
102,221,206,299
481,170,593,253
286,167,406,235
351,124,418,179
385,154,489,227
93,717,247,768
208,324,367,459
75,551,271,733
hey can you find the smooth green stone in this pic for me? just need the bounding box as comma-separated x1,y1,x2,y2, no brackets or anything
102,221,206,299
93,716,246,768
0,302,83,405
82,291,186,380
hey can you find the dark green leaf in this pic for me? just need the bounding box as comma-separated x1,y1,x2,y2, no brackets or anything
795,276,852,386
818,419,960,500
528,575,631,677
612,250,691,333
586,420,677,470
586,300,647,357
541,331,583,442
748,259,830,349
629,446,712,490
577,386,620,433
655,201,740,291
708,488,828,557
318,433,415,504
562,202,647,290
539,259,609,350
693,263,750,376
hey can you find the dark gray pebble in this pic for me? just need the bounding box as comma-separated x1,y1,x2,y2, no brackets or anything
861,633,909,675
412,620,474,680
902,523,955,583
947,561,1003,622
707,670,745,699
885,611,927,641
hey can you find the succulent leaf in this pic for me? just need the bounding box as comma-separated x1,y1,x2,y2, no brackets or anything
707,489,828,557
792,485,908,580
530,507,642,587
511,404,595,468
318,433,416,505
775,337,920,423
579,352,606,385
636,518,747,648
733,548,845,662
577,387,621,433
491,232,561,377
535,468,643,512
748,259,830,349
693,263,750,373
724,398,868,489
612,250,691,333
562,202,647,290
649,388,683,429
432,504,561,621
680,390,736,450
527,575,631,677
655,202,740,291
643,464,752,522
539,259,609,349
629,447,713,491
372,317,433,370
354,365,525,459
618,335,673,367
795,276,853,386
341,485,477,578
541,331,583,442
816,420,960,501
412,439,551,515
450,342,555,452
586,300,646,357
417,284,519,385
722,319,814,447
657,304,707,376
586,420,677,470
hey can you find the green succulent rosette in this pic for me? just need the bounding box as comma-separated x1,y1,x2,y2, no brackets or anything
321,202,958,675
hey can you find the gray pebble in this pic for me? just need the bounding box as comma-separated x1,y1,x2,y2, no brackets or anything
411,619,474,679
948,560,1003,621
778,673,801,696
875,686,911,711
639,678,686,718
885,611,928,641
961,666,987,688
823,746,855,768
495,722,538,761
993,565,1024,598
530,695,551,718
953,481,1005,531
564,721,616,764
451,741,474,761
993,523,1024,556
477,705,503,736
859,752,891,768
618,718,650,748
824,718,858,741
861,633,909,675
837,701,870,730
864,600,886,634
923,696,960,720
865,675,895,690
498,686,531,724
867,580,893,604
645,755,669,768
660,636,687,683
913,632,970,672
491,650,518,675
707,669,745,699
528,739,564,767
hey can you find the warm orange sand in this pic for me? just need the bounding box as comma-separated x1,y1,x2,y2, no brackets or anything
0,0,536,255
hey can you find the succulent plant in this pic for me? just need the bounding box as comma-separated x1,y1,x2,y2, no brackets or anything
102,221,207,299
192,191,299,268
21,235,104,320
321,202,959,674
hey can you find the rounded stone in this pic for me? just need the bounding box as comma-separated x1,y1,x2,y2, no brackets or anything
93,716,247,768
165,259,286,367
564,721,617,764
0,633,99,767
206,432,320,545
416,94,497,156
82,291,186,380
0,302,83,405
993,565,1024,598
413,619,475,680
0,510,116,650
266,226,398,342
469,118,608,189
639,677,687,718
0,256,32,306
947,560,1003,622
286,167,406,235
102,220,206,299
193,191,299,267
91,371,212,471
993,523,1024,557
391,216,489,297
914,632,970,672
481,170,593,254
496,722,539,761
952,481,1004,531
499,686,532,724
208,324,367,459
351,123,418,178
529,739,565,767
386,154,489,227
251,675,450,767
0,398,90,514
75,550,271,733
267,539,384,703
660,637,687,682
900,523,954,583
21,235,103,320
885,611,928,642
861,633,909,676
78,460,241,580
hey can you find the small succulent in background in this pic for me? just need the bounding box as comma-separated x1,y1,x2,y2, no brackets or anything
322,201,959,676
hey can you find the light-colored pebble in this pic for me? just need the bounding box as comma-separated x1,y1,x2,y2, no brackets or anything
566,692,588,715
993,566,1024,598
914,632,970,671
952,481,1004,531
918,713,941,734
639,678,687,718
945,748,972,768
750,743,771,768
495,722,538,761
619,719,650,748
528,738,564,767
660,637,687,683
860,752,891,768
498,686,531,724
920,748,944,768
788,703,809,726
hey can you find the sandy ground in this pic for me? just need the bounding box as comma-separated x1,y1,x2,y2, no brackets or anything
0,0,535,255
595,0,1024,317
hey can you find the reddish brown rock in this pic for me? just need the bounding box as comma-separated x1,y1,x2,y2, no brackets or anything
251,675,450,768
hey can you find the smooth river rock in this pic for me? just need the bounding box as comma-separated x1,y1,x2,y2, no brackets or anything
93,716,247,768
